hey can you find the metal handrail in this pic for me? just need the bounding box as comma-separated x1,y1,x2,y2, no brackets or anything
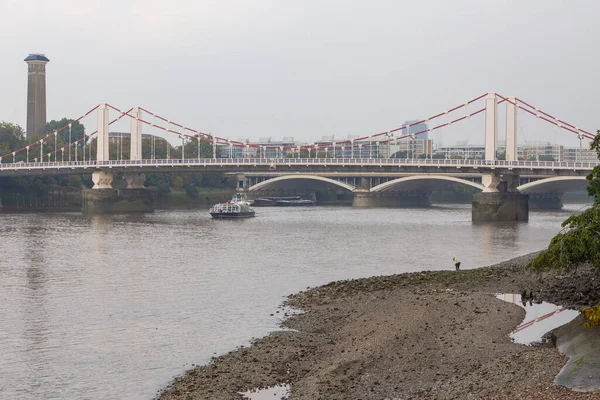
1,157,598,171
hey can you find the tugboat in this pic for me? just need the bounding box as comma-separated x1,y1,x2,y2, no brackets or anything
209,193,256,219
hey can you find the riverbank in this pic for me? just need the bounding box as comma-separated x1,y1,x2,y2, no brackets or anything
158,253,600,400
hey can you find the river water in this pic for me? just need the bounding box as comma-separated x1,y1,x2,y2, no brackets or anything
0,204,588,399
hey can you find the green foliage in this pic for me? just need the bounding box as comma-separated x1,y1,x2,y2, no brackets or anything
587,134,600,203
46,118,85,148
580,305,600,328
0,122,25,158
156,183,171,198
172,176,184,190
67,175,83,188
529,131,600,328
529,207,600,271
185,185,200,199
530,130,600,273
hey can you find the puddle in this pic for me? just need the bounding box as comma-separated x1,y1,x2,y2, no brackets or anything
496,294,580,345
240,384,290,400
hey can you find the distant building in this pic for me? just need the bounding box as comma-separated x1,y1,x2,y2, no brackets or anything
219,137,299,158
25,53,50,138
405,120,429,140
435,144,485,159
390,139,433,158
563,147,597,162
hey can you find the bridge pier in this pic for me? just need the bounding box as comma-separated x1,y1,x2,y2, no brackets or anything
473,172,528,221
528,193,564,210
352,190,431,207
82,171,156,213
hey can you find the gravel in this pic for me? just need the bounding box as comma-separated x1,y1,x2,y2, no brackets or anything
157,252,600,400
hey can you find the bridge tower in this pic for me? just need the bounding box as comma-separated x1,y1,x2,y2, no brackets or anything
505,97,518,161
83,105,155,213
474,93,528,221
484,92,498,161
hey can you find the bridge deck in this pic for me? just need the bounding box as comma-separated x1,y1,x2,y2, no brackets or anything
0,158,597,177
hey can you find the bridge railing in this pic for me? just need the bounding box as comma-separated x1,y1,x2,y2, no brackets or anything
0,157,599,171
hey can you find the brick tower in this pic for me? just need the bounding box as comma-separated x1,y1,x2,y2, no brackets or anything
24,53,50,138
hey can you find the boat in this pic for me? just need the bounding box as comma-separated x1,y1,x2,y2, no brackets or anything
252,196,315,207
252,197,278,207
275,199,315,206
209,193,255,218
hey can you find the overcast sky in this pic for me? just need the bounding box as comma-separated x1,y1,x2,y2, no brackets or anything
1,0,598,147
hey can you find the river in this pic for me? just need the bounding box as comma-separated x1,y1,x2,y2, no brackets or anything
0,204,587,399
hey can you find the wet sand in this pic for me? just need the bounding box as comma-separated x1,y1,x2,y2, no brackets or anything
158,253,600,400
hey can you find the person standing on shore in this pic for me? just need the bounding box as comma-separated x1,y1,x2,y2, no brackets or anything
453,257,461,271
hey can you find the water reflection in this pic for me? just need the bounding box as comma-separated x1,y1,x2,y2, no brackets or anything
474,222,520,259
22,222,51,398
496,294,579,345
241,384,290,400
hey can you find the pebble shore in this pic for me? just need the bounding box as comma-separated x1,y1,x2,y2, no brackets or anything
158,253,600,400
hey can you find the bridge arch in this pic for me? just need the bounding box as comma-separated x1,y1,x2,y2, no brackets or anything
248,174,355,192
370,175,485,192
517,176,589,194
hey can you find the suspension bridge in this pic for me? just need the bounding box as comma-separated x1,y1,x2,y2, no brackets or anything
0,92,597,219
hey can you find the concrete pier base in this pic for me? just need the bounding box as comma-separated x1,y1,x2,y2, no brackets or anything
352,191,431,208
528,193,563,210
82,188,156,213
472,192,529,222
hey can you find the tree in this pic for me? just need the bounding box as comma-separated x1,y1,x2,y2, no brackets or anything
530,131,600,272
0,122,25,159
46,118,85,146
530,130,600,327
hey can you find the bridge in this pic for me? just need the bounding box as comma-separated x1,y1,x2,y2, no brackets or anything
0,92,597,219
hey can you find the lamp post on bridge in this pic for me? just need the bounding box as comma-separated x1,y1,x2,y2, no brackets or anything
68,124,72,161
180,135,185,161
54,131,58,162
197,135,201,159
385,131,393,158
578,133,584,162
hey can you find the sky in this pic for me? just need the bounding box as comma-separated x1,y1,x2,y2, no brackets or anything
1,0,599,147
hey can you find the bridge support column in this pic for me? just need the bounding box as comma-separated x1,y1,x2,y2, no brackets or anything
529,193,564,210
123,172,146,189
353,190,431,207
130,107,142,160
485,92,498,161
97,104,109,162
505,96,518,161
236,174,248,191
83,171,155,213
473,172,528,221
91,170,114,189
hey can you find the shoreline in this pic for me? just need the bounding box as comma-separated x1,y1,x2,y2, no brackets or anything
158,252,600,399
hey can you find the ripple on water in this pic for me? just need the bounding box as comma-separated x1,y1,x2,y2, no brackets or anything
0,206,581,399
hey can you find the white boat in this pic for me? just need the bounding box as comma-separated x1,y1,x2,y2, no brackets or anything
209,193,255,219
